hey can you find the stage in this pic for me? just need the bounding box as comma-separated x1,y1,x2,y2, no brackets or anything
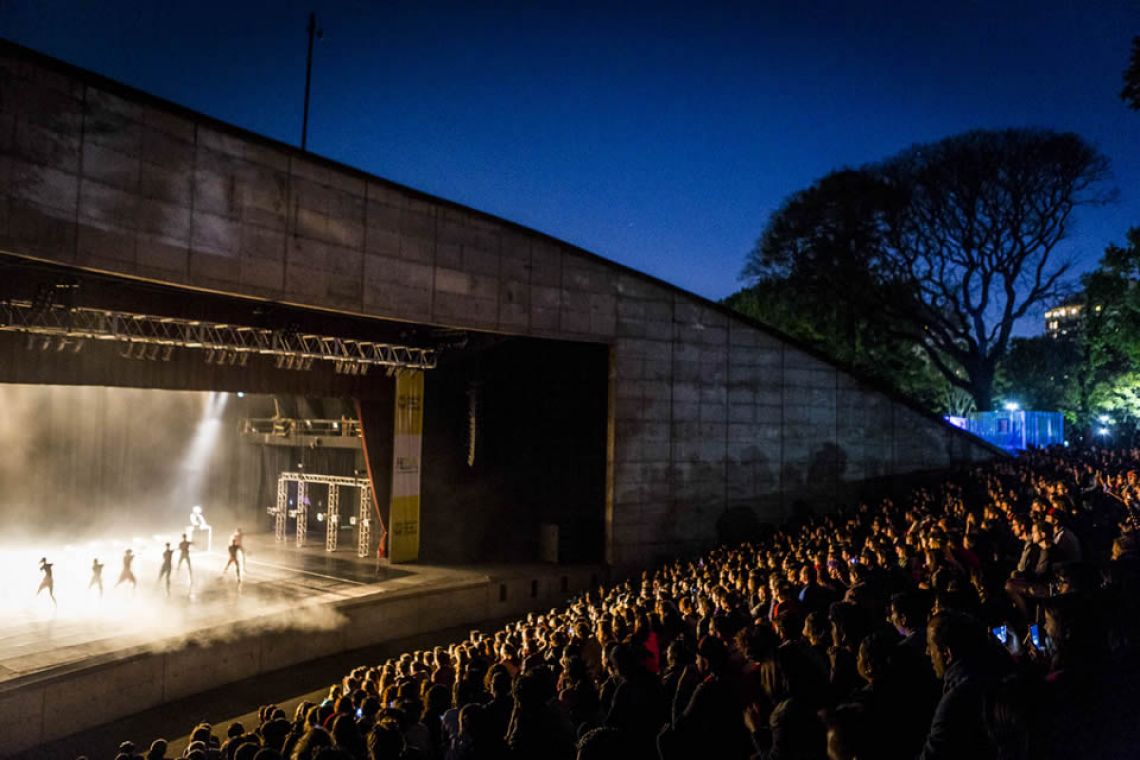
0,533,410,687
0,532,601,755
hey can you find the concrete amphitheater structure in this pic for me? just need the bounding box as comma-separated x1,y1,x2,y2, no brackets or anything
0,40,997,571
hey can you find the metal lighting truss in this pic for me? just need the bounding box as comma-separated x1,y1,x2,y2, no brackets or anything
0,300,438,371
272,471,376,556
296,481,309,548
357,487,372,559
275,477,289,544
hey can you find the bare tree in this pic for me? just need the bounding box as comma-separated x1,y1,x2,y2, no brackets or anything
879,129,1111,410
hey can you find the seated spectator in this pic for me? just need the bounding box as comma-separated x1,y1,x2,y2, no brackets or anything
658,635,751,760
918,611,1003,760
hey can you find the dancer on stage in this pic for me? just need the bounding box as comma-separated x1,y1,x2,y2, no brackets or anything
116,548,137,590
36,557,56,606
89,557,104,596
223,530,244,583
177,533,193,582
157,542,174,596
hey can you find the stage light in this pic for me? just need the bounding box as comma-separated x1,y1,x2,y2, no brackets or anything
237,392,245,398
1003,401,1020,412
176,392,230,508
1099,415,1110,424
1098,427,1110,436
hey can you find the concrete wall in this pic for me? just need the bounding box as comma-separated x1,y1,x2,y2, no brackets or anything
0,565,599,755
0,44,998,568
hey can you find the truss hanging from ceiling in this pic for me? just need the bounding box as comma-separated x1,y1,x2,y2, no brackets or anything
0,300,438,371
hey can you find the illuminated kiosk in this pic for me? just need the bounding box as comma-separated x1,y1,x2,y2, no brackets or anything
273,471,378,556
946,410,1064,452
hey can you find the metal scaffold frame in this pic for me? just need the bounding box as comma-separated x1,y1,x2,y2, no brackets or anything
295,481,308,548
326,485,340,551
275,476,289,542
357,488,372,559
0,300,438,371
272,471,375,555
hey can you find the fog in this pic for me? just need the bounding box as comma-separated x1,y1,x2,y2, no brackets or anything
0,384,357,660
0,384,262,540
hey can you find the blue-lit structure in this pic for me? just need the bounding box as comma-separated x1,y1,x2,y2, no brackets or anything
944,410,1065,452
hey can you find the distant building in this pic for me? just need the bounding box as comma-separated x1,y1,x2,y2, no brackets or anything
1044,301,1084,338
1044,299,1105,338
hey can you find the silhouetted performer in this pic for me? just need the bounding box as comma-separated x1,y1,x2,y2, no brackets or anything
223,535,244,583
89,558,104,596
37,557,56,606
116,548,137,589
157,542,174,595
177,533,193,581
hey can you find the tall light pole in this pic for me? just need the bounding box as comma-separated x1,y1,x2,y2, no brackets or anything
301,12,321,151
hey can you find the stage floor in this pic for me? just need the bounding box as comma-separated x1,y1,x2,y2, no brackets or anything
0,533,491,688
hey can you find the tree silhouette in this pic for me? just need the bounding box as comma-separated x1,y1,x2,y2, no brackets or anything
1123,36,1140,110
734,170,944,408
743,129,1111,411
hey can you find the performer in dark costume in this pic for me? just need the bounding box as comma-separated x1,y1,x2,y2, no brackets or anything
177,533,193,582
223,532,244,584
116,548,137,589
89,558,104,596
157,542,174,596
37,557,56,606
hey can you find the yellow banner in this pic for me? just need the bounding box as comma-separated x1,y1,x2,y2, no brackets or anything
389,370,424,562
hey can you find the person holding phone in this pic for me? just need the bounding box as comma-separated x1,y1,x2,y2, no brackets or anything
919,611,1008,760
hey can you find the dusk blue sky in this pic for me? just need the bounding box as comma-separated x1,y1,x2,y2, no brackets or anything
3,1,1139,323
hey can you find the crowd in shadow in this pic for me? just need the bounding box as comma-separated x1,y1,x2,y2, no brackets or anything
99,446,1140,760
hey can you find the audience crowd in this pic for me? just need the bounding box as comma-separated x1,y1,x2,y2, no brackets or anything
101,446,1140,760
